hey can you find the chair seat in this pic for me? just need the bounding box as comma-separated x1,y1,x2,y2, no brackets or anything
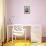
13,31,25,36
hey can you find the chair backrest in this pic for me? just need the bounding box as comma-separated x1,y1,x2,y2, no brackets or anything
12,25,25,36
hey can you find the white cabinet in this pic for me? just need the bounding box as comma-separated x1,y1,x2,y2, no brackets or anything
31,25,42,43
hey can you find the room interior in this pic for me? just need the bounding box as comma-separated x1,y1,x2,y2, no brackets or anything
0,0,46,46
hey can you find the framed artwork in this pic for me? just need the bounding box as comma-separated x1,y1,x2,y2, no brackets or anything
24,6,30,14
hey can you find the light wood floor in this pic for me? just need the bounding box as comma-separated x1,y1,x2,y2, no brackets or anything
3,40,46,46
3,40,31,46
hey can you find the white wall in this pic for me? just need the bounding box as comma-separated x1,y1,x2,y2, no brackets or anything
0,0,4,42
7,0,46,37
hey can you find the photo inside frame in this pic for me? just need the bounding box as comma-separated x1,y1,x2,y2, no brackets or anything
24,6,30,14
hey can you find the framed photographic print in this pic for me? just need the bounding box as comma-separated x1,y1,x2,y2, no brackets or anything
24,6,30,14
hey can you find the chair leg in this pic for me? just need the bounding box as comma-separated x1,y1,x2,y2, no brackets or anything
25,30,26,43
1,42,3,46
15,36,16,43
12,32,13,43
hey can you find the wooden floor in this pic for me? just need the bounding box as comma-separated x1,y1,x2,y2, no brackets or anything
3,40,31,46
42,37,46,42
3,37,46,46
3,40,46,46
